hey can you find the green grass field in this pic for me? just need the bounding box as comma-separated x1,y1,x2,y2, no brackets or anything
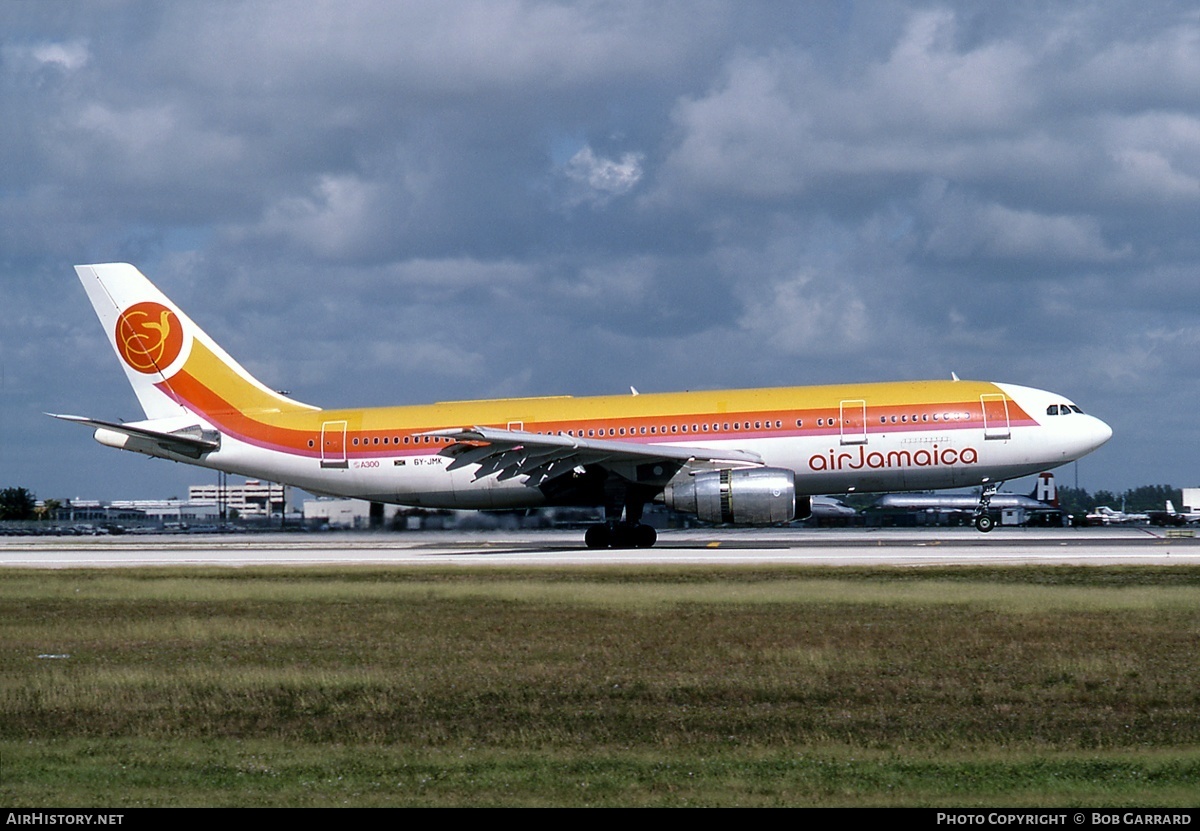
3,566,1199,806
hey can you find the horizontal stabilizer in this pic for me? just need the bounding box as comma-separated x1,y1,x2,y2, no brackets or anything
48,413,221,459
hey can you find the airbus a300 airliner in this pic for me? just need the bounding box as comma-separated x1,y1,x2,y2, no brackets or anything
55,263,1112,546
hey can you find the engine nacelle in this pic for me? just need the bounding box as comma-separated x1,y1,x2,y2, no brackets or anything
663,468,799,525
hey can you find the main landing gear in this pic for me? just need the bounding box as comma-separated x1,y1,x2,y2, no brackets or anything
973,482,1001,533
585,521,657,549
584,484,658,549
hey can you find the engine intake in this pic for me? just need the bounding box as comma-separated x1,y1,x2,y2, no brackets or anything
663,468,798,525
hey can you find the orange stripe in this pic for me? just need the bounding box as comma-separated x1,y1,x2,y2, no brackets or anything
156,371,1037,459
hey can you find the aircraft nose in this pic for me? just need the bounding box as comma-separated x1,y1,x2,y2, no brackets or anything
1084,415,1113,452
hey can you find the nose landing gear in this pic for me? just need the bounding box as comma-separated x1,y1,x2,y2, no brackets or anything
973,482,1001,532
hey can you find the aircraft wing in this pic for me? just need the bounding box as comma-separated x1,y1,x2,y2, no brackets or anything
49,414,221,460
423,426,764,488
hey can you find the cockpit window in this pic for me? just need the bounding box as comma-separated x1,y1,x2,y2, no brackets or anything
1070,405,1084,414
1047,405,1059,415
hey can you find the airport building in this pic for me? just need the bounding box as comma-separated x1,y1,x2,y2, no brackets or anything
1183,489,1200,513
304,498,400,530
188,480,291,518
108,499,222,526
22,479,292,532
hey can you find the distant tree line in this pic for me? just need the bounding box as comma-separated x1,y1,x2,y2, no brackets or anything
1054,484,1182,518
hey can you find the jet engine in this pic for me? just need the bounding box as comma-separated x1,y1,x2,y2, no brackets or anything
663,468,801,525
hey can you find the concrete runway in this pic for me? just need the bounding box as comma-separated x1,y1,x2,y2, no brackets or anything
1,525,1198,567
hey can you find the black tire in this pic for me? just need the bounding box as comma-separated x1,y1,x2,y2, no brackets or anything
975,514,995,533
584,524,610,549
609,524,634,549
632,524,657,548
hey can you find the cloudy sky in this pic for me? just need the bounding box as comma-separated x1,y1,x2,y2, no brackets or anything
2,1,1198,502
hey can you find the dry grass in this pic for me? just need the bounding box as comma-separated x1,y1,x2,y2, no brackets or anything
3,566,1200,805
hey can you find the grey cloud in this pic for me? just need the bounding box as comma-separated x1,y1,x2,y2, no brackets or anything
917,183,1130,264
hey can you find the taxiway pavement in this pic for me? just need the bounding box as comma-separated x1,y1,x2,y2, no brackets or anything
1,526,1197,568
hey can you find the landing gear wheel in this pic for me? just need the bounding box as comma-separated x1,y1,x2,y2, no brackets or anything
632,523,657,548
585,524,611,549
583,522,657,549
972,482,1001,533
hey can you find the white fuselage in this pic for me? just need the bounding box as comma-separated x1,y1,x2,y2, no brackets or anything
130,382,1110,510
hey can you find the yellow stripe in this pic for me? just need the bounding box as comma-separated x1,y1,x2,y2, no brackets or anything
176,340,313,416
169,338,1011,446
271,379,1006,433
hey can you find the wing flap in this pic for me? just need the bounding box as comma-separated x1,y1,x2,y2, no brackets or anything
425,425,762,486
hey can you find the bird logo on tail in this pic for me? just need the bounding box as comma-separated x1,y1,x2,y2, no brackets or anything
115,302,183,374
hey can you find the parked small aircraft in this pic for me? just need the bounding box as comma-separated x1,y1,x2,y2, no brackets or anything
1146,500,1200,527
1084,505,1150,525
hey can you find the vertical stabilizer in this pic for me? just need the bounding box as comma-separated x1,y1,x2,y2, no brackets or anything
75,263,317,421
1032,472,1058,507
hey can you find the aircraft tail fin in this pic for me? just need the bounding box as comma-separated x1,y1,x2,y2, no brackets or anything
1031,472,1058,507
1167,500,1177,515
75,263,318,422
